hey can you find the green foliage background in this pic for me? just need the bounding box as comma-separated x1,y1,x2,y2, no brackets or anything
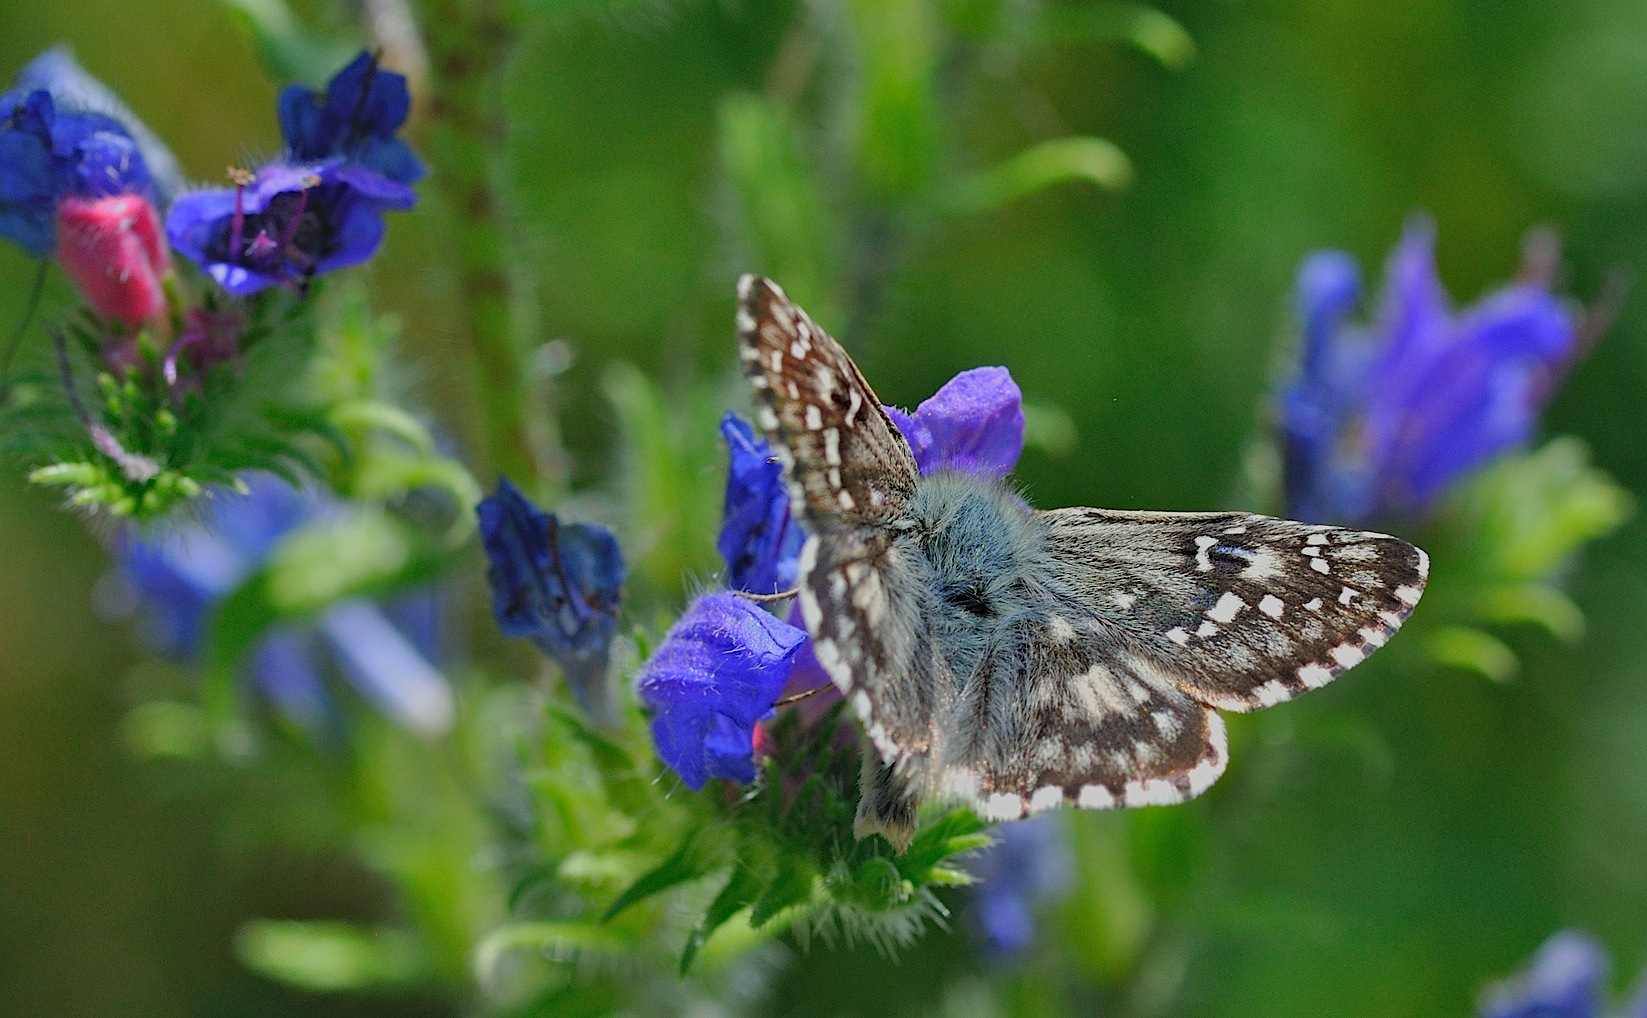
3,1,1647,1014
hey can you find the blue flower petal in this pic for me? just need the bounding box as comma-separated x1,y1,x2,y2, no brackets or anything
279,51,423,185
1480,930,1607,1018
477,478,625,719
165,160,415,294
887,366,1024,477
636,593,805,790
717,413,803,594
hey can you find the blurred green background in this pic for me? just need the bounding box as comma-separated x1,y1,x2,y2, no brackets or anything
4,1,1647,1014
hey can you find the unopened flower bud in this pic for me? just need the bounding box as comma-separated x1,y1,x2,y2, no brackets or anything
55,192,168,325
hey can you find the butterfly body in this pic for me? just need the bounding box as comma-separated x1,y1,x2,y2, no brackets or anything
737,275,1427,849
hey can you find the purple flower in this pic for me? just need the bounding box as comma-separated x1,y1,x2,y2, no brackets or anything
718,413,803,594
636,593,806,790
968,815,1073,959
884,366,1025,477
1480,930,1647,1018
118,473,454,736
1,84,154,256
165,160,415,294
279,51,423,186
476,478,625,721
1281,216,1580,525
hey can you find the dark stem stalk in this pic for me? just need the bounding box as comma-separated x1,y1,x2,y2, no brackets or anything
418,0,563,493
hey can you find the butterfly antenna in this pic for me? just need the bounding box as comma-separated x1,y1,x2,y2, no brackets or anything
733,587,799,604
774,683,834,708
0,260,51,407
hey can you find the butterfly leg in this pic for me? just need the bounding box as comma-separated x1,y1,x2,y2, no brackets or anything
854,743,917,852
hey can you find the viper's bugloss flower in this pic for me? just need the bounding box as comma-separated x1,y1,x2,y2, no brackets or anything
0,85,154,256
718,413,802,595
279,50,423,185
1281,216,1580,525
637,592,806,790
119,473,454,735
477,478,625,720
968,815,1073,959
1479,930,1646,1018
55,192,168,324
885,366,1025,477
166,160,415,295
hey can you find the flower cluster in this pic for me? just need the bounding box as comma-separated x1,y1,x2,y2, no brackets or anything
167,51,420,295
1280,216,1581,526
119,472,454,735
637,366,1025,792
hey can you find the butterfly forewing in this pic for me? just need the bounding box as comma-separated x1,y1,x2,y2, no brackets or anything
1037,508,1428,712
736,275,917,531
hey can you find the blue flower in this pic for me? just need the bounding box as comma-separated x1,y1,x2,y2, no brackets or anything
636,592,807,790
718,413,803,595
885,366,1025,478
1480,930,1647,1018
1281,216,1579,525
118,473,454,736
12,47,183,200
476,478,625,721
1,83,153,256
968,815,1073,959
279,50,423,185
166,160,415,294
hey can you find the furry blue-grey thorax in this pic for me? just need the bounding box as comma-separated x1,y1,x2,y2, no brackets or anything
736,274,1428,853
901,471,1045,686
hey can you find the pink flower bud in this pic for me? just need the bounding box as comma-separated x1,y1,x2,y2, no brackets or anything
55,194,169,326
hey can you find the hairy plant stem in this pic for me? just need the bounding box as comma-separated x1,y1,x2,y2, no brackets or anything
419,0,563,494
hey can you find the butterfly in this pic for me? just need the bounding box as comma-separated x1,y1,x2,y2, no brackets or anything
735,275,1428,850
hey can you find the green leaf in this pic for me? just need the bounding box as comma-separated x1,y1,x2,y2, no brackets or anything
1471,582,1586,641
216,0,355,85
947,137,1133,216
1426,625,1520,683
847,0,938,200
1462,437,1634,579
234,920,425,992
680,864,762,975
749,862,819,929
603,828,722,922
1040,3,1197,70
472,921,630,989
718,93,839,322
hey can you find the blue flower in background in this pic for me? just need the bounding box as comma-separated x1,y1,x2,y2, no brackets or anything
12,47,183,200
636,592,806,790
718,413,803,595
1480,930,1647,1018
968,815,1073,960
1,77,154,256
119,473,454,736
279,50,424,186
166,160,415,294
1281,216,1579,525
477,478,625,721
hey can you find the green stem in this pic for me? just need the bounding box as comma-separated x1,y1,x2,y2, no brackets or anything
418,0,563,494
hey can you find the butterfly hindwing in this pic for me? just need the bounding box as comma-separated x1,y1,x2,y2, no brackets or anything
933,611,1228,820
736,275,918,532
1038,508,1428,712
